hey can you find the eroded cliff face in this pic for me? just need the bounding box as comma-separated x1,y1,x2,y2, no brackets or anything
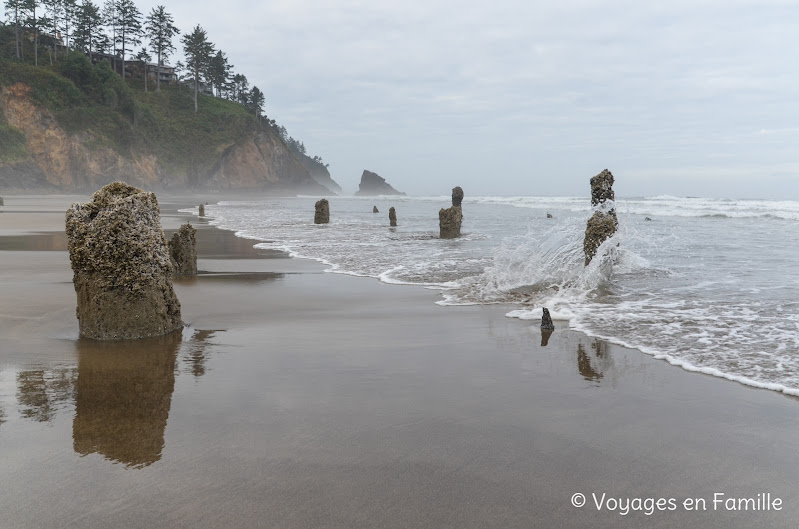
0,83,324,194
297,153,342,194
1,84,165,191
206,131,327,193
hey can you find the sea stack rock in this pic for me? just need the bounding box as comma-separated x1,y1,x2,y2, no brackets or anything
547,213,553,219
168,223,198,276
389,207,397,227
540,308,555,346
65,182,183,340
452,186,464,207
439,186,463,239
0,197,4,206
314,198,330,224
198,204,205,217
583,169,618,265
354,170,405,196
541,308,555,330
373,206,379,213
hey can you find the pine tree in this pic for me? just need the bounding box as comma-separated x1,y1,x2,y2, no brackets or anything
181,25,214,113
135,47,151,91
42,0,62,61
61,0,77,53
23,0,41,65
72,0,102,59
144,5,178,92
114,0,141,80
232,73,248,105
4,0,25,59
207,50,232,98
101,0,117,69
249,86,265,122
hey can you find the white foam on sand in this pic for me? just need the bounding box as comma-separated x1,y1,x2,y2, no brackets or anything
183,196,799,396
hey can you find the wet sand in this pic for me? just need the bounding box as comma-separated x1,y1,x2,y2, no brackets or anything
1,195,798,529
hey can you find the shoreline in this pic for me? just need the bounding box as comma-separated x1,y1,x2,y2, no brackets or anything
2,192,797,399
3,192,798,399
190,196,799,400
1,194,798,528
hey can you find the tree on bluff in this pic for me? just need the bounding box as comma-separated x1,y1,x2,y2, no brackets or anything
114,0,142,81
144,4,178,92
207,49,232,98
134,46,150,91
248,85,264,122
231,73,248,105
4,0,24,59
181,24,213,113
42,0,63,61
72,0,104,60
22,0,45,66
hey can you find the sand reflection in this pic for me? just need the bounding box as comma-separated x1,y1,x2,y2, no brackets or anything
0,232,68,251
576,340,612,383
72,332,181,469
181,329,223,378
16,366,78,422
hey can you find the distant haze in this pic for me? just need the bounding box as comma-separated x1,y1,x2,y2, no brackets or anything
133,0,799,198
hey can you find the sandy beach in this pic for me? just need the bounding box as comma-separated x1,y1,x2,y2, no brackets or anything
0,194,797,529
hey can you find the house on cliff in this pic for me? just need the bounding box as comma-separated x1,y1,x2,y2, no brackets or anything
89,54,178,86
128,61,178,86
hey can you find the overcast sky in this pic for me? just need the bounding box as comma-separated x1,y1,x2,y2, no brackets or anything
134,0,798,197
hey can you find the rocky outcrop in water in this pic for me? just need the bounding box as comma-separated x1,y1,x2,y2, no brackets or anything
590,169,615,207
452,186,464,207
389,207,397,227
65,182,183,340
583,169,618,265
584,213,617,265
439,207,462,239
354,170,405,196
540,307,555,346
168,223,198,276
198,204,205,217
547,213,553,218
373,206,379,213
0,197,3,206
541,308,555,330
315,198,330,224
439,187,463,239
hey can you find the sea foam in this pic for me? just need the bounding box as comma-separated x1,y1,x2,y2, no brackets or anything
180,195,799,395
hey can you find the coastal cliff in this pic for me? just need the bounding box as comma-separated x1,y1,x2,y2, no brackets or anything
0,58,333,194
1,83,164,191
204,131,327,193
297,153,342,194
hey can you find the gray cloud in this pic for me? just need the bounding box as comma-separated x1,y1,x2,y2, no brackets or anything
131,0,799,198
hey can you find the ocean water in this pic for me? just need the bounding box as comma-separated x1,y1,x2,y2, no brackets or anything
186,195,799,395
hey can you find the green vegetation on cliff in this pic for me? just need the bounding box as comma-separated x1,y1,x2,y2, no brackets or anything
0,18,339,193
0,51,259,182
